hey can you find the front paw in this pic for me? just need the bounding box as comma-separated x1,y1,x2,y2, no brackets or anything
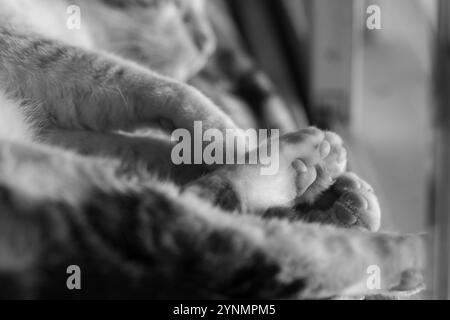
221,127,347,210
290,128,347,204
299,172,381,231
331,173,380,231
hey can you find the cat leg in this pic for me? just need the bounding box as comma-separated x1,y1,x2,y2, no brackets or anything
38,129,208,183
297,172,381,232
0,27,239,137
184,127,347,211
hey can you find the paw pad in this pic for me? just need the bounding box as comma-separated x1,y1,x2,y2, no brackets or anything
289,127,347,204
331,173,381,231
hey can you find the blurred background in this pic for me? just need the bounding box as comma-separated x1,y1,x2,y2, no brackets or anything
212,0,448,298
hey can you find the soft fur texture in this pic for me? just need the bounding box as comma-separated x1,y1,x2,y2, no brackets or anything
0,0,425,299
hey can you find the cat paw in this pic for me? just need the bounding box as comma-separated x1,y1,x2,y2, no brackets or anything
223,127,347,210
287,128,347,204
308,172,381,231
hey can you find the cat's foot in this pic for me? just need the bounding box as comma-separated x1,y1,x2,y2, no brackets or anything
221,127,347,210
300,172,381,231
292,129,347,204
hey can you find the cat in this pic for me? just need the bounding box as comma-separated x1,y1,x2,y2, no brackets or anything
0,0,425,299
